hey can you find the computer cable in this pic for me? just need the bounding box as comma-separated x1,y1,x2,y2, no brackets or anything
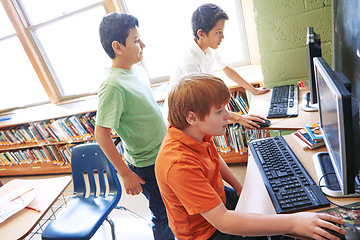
318,173,360,210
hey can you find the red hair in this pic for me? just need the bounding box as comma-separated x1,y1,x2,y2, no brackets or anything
168,73,230,129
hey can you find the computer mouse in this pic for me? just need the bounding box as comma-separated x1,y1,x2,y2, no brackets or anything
323,222,360,240
253,119,271,128
343,222,360,240
323,224,345,240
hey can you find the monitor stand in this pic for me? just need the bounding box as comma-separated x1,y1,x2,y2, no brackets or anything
313,152,360,197
302,92,318,112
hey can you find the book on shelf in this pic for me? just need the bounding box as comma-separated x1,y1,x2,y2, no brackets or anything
234,91,249,113
228,97,242,114
29,123,46,144
69,115,91,140
45,145,64,165
227,92,249,115
213,135,230,153
304,122,323,141
59,118,77,141
51,119,72,142
292,128,325,149
213,123,267,155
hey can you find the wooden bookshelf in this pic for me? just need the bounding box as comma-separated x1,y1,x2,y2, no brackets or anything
0,162,71,176
0,96,98,177
219,151,248,163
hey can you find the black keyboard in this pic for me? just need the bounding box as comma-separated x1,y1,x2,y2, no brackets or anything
267,85,299,118
249,136,329,214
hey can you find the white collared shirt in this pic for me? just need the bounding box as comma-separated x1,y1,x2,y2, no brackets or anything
169,39,227,88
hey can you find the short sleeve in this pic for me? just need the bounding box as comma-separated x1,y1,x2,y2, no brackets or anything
96,84,124,129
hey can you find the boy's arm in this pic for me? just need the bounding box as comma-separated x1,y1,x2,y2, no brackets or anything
222,66,269,95
201,202,345,239
219,155,242,195
95,125,145,195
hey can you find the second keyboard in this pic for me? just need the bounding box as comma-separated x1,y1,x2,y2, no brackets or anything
267,85,299,118
249,136,330,214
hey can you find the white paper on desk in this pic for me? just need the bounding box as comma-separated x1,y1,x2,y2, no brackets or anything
0,184,35,224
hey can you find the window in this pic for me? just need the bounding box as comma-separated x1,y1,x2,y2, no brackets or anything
15,0,108,97
0,4,48,111
0,0,251,112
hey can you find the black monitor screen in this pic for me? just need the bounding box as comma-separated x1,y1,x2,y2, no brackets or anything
307,27,322,104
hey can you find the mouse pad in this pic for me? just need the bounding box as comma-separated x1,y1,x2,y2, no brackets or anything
317,201,360,230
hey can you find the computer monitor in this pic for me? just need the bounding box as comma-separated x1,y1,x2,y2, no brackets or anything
303,27,321,111
334,71,351,93
313,57,360,197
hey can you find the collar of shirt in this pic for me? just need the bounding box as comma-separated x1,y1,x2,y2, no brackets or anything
167,126,213,154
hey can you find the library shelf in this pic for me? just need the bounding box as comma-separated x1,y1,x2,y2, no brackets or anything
0,162,71,176
0,96,99,177
219,151,248,164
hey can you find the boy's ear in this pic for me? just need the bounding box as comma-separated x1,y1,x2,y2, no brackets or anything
185,111,197,126
112,41,123,55
197,29,205,39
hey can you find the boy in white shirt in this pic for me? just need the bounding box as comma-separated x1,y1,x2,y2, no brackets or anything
168,3,269,129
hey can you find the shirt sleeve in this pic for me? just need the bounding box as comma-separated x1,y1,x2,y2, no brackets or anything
96,84,124,129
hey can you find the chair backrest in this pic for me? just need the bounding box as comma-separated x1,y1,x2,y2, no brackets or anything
70,143,121,199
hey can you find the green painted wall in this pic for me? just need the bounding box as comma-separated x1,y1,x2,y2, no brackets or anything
252,0,332,88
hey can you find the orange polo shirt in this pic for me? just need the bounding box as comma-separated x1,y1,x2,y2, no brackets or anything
155,126,226,240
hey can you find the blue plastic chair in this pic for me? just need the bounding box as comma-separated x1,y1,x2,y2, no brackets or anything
42,143,121,240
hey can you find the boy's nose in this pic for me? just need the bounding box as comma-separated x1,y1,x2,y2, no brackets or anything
225,110,231,119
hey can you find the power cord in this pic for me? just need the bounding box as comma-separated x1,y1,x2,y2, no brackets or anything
318,173,360,210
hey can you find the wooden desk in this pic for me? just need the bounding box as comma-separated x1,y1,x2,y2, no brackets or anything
236,135,360,214
0,176,72,239
249,89,319,130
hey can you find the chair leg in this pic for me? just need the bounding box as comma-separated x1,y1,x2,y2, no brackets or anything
106,216,116,240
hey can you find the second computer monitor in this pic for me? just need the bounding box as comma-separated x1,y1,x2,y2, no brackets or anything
307,27,322,105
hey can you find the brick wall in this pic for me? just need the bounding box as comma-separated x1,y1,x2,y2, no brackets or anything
252,0,332,88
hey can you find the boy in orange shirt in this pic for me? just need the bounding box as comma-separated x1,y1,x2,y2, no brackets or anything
155,73,345,240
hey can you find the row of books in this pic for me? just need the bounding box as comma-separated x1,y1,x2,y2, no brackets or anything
0,144,74,166
214,90,267,154
213,123,268,155
0,112,96,146
0,137,125,167
226,91,249,115
291,122,324,149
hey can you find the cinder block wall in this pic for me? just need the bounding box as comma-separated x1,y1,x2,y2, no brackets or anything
252,0,332,88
